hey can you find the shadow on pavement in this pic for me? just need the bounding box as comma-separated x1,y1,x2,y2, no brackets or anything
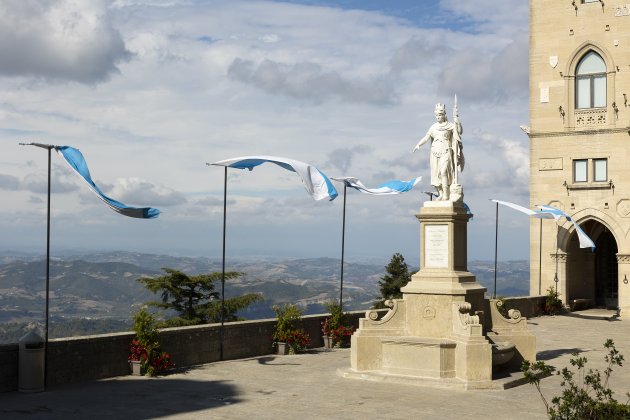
537,348,585,361
0,378,239,419
257,356,300,366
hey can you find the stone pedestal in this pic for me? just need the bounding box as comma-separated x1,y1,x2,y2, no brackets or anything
342,201,535,389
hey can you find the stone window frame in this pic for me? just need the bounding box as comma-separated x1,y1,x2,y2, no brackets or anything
575,51,607,109
564,43,616,130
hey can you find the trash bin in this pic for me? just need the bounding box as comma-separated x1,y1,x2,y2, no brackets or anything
18,331,45,392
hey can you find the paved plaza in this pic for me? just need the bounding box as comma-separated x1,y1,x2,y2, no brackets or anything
1,311,628,419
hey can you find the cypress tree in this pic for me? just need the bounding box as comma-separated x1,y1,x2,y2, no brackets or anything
374,253,411,309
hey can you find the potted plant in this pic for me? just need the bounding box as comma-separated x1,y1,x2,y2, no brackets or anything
128,338,148,375
321,301,354,348
272,303,310,354
129,308,174,376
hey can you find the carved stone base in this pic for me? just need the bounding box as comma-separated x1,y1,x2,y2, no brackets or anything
347,200,536,389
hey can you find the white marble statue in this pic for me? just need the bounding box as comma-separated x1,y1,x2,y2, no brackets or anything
412,97,464,202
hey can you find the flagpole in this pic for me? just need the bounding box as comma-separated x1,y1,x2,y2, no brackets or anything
44,146,51,387
554,223,559,296
220,166,227,361
493,201,499,299
538,218,543,295
19,142,55,389
339,184,347,310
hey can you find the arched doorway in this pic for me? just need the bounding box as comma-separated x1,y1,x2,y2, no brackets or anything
594,230,618,308
565,219,618,309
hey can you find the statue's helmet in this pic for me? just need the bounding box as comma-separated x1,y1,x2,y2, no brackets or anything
434,103,446,115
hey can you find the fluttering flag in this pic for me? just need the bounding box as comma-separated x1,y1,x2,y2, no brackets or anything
212,156,338,201
491,199,555,219
537,205,595,249
331,176,421,195
56,146,160,219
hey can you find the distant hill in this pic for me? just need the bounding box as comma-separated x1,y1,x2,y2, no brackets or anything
0,251,529,343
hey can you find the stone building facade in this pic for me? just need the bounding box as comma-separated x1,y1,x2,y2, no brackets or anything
529,0,630,316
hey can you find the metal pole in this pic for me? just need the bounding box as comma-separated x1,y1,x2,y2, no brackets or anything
493,201,499,298
44,146,51,388
339,184,347,310
554,223,559,296
220,166,227,361
19,142,56,389
538,218,543,295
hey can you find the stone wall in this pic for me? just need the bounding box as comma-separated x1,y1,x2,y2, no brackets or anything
0,343,18,392
0,310,378,393
0,301,546,393
502,296,546,319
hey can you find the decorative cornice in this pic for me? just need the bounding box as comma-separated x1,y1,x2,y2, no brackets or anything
550,253,568,263
528,127,630,139
617,254,630,264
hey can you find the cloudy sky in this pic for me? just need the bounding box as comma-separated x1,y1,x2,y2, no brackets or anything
0,0,531,265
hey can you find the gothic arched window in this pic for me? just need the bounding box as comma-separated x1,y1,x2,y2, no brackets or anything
576,51,606,109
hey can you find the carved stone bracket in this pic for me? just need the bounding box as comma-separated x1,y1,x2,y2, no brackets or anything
617,254,630,264
550,253,568,263
452,302,482,336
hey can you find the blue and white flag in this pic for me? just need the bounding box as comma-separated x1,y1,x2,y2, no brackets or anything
56,146,160,219
537,205,595,249
212,156,338,201
491,199,555,219
331,176,421,195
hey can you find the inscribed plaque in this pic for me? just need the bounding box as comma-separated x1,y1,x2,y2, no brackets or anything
425,225,448,268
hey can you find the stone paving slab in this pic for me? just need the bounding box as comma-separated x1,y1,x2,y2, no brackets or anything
0,314,628,419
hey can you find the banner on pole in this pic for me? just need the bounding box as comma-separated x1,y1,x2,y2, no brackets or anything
212,156,338,201
56,146,160,219
537,205,595,249
331,176,421,195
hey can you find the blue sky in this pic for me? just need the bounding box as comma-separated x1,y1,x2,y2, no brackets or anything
0,0,531,265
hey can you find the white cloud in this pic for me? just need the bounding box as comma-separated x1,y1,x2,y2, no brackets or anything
0,0,130,83
228,58,398,105
437,33,528,103
112,178,187,207
0,0,532,261
327,145,370,173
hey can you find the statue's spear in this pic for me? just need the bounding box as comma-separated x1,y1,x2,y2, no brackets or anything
452,94,460,185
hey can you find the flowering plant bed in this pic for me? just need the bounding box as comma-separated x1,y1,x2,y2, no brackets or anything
129,309,175,376
277,329,311,354
321,320,354,348
321,301,354,348
128,339,148,362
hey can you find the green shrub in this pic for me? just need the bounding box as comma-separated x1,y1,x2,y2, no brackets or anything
522,339,630,419
544,286,564,315
131,308,173,376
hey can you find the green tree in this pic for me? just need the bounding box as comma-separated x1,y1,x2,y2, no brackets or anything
373,253,412,309
137,268,262,326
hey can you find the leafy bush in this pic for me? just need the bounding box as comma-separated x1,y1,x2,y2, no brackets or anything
130,308,174,376
544,286,564,315
321,300,354,347
522,339,630,419
272,303,310,353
